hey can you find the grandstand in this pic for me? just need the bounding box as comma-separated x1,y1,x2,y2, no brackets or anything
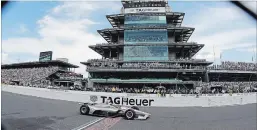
81,0,257,94
1,60,87,89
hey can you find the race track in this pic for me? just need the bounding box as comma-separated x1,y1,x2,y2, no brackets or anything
2,91,256,130
1,92,100,130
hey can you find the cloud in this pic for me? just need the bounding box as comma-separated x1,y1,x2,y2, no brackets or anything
188,5,256,62
2,1,121,77
18,24,28,33
51,1,121,19
186,7,242,33
1,52,9,64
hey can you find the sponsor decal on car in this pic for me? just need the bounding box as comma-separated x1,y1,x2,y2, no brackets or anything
99,96,154,106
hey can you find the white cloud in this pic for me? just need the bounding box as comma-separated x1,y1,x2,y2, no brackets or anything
19,24,28,33
186,6,243,33
2,1,121,77
188,6,256,62
51,1,121,19
1,52,9,64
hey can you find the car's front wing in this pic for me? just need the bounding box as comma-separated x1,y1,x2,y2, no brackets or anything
133,110,151,120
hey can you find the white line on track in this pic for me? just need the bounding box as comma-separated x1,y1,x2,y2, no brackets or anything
71,118,104,130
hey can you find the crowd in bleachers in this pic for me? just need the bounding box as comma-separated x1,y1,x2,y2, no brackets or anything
56,72,83,80
196,81,257,93
86,59,256,71
121,63,206,69
209,61,257,71
1,66,59,86
87,59,119,62
92,84,160,93
90,81,257,94
87,62,206,70
87,58,205,63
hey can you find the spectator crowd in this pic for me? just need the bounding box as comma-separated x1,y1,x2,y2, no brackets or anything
56,72,83,80
90,81,257,94
86,59,256,71
209,61,257,71
1,66,59,86
87,58,206,63
196,81,257,94
87,61,206,70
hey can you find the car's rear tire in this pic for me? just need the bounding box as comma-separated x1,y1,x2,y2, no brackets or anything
124,109,136,120
80,105,89,115
131,106,139,110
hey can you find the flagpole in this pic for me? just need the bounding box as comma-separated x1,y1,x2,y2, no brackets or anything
255,38,257,64
220,52,222,63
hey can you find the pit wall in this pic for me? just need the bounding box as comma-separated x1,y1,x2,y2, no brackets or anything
2,85,256,107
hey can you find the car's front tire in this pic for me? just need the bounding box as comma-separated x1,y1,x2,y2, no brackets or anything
124,109,136,120
80,105,89,115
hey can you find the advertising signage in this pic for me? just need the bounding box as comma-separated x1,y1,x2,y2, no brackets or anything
125,7,166,13
39,51,53,62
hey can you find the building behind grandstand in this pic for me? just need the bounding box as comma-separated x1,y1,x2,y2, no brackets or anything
81,0,257,94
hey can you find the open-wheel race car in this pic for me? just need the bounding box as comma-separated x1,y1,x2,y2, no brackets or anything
79,103,151,120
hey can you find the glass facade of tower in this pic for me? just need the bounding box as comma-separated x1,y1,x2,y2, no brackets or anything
124,14,169,61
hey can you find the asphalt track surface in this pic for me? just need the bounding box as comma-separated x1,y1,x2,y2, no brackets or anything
2,91,257,130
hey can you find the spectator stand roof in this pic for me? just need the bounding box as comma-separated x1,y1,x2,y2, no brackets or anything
97,27,194,43
1,60,79,69
89,42,203,58
106,12,185,28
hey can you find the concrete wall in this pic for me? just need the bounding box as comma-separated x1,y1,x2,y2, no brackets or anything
2,85,256,107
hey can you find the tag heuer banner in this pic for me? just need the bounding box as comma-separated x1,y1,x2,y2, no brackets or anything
125,7,166,13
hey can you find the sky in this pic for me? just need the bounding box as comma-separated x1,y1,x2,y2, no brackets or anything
1,1,257,77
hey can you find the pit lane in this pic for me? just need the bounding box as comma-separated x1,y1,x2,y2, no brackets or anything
2,92,256,130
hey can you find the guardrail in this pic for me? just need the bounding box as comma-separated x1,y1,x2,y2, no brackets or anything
2,85,256,107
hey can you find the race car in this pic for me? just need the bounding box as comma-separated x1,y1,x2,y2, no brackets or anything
79,103,151,120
